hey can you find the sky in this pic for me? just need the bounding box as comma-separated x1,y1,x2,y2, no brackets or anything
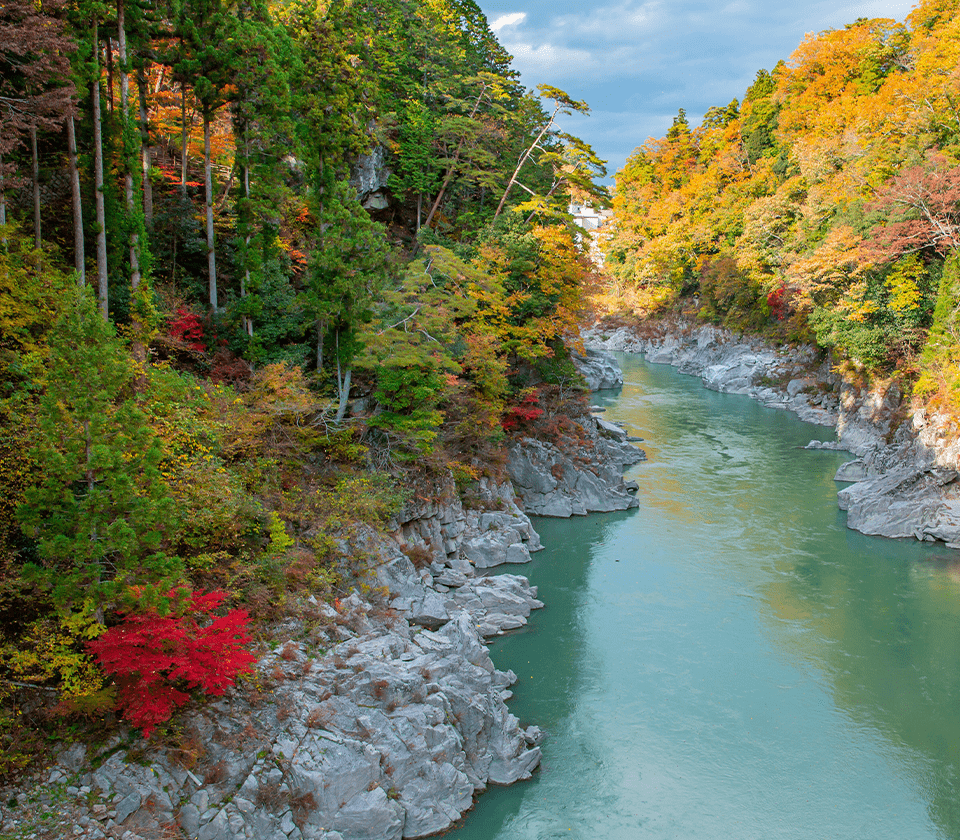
476,0,920,183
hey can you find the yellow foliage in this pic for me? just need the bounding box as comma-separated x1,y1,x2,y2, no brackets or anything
885,254,925,312
787,225,870,311
0,603,106,702
0,225,71,363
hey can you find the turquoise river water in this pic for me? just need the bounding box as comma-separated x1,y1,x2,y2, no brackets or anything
452,351,960,840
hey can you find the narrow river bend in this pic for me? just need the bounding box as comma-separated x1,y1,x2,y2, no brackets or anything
456,352,960,840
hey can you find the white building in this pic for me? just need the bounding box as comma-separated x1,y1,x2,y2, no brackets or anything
568,203,613,265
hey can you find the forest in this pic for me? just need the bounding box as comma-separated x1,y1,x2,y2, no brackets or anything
601,0,960,404
0,0,609,767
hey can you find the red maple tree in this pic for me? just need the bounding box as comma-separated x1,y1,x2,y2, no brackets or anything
168,308,207,352
501,394,544,431
88,590,257,736
866,152,960,262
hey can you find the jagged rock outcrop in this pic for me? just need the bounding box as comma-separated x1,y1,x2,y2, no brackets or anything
10,367,654,840
504,349,644,517
389,477,542,577
36,596,541,840
19,477,551,840
349,146,391,211
571,346,623,390
507,415,644,517
831,406,960,543
584,318,960,547
837,466,960,544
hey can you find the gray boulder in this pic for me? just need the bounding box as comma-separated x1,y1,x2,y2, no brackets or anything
507,417,644,517
375,556,449,628
572,347,623,390
838,467,960,544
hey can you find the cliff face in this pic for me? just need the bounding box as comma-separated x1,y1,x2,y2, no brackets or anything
27,503,547,840
585,319,960,548
18,364,646,840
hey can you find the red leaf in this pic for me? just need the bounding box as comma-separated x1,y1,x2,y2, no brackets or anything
88,590,256,736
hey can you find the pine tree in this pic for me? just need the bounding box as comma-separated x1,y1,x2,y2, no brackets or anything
493,85,590,220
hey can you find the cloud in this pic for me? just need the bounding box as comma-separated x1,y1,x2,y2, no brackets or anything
505,42,636,79
490,12,527,31
548,1,657,37
478,0,918,181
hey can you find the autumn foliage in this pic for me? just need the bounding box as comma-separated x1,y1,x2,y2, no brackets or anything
88,590,256,736
501,394,544,431
168,308,207,352
602,0,960,376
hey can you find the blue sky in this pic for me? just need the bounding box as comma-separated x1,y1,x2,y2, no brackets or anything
477,0,919,182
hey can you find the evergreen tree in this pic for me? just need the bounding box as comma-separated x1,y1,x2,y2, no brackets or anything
299,175,391,420
229,1,295,338
173,0,241,310
493,85,590,220
18,287,181,618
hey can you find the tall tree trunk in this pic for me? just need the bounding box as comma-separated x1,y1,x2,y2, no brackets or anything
180,85,188,193
335,357,351,422
116,0,140,291
0,153,6,247
117,0,145,391
92,48,109,318
137,65,153,229
334,330,350,421
30,125,40,247
67,115,84,283
105,39,114,113
241,140,253,336
204,112,217,310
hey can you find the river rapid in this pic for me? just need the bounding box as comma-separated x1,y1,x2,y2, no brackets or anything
455,351,960,840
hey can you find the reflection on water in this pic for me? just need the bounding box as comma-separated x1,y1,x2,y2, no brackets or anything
452,353,960,840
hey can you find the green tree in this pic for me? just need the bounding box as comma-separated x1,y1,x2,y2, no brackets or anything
300,175,391,420
741,69,780,166
391,98,440,231
18,288,181,618
230,2,296,338
173,0,242,311
493,85,590,219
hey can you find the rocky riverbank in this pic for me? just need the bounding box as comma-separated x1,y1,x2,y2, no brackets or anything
585,318,960,548
506,418,644,517
1,372,646,840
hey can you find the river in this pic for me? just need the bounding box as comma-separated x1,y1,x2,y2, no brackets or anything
454,351,960,840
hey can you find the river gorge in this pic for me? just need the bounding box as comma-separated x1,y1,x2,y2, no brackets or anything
457,350,960,840
14,341,960,840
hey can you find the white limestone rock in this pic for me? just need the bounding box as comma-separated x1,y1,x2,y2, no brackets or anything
506,417,644,518
571,347,624,391
838,467,960,542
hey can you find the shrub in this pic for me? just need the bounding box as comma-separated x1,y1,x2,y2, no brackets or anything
168,308,207,352
501,393,544,431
